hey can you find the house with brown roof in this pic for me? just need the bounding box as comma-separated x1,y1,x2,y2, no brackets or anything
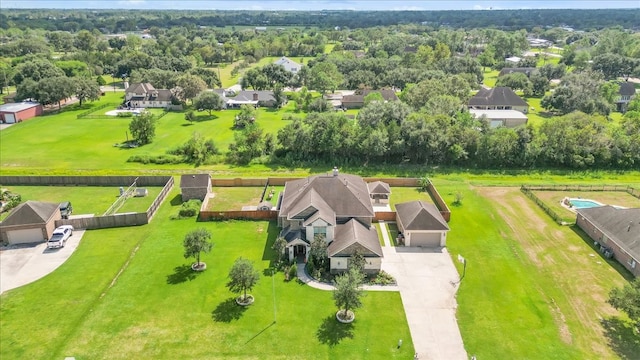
124,83,173,109
468,87,529,113
0,201,61,245
340,89,398,109
576,206,640,277
277,168,382,273
616,82,636,113
395,201,450,247
180,174,211,202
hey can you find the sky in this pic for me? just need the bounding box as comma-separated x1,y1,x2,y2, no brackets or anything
3,0,639,11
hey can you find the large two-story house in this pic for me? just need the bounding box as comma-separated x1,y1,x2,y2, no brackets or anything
277,168,383,274
124,83,173,108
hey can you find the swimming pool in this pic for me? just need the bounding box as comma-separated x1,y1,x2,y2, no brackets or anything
569,198,604,209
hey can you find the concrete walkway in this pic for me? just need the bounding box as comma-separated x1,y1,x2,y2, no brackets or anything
378,221,392,247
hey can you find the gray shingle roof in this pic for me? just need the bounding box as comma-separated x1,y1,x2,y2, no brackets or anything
280,173,374,220
468,87,528,107
367,181,391,194
0,201,58,226
498,67,538,77
180,174,210,188
577,206,640,261
619,82,636,96
327,219,382,257
396,200,449,231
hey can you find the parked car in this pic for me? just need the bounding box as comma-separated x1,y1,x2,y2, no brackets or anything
59,201,73,219
47,225,74,249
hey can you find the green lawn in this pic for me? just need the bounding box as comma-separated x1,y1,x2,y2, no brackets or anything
0,187,414,359
531,190,640,224
0,185,161,218
482,69,500,88
207,187,264,210
389,187,434,210
442,183,632,359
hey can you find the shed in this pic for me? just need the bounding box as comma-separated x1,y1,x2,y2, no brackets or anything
0,102,43,123
395,200,449,247
180,174,211,202
0,201,61,245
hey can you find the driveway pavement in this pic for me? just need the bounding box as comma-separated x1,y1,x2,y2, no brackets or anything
381,245,468,360
0,230,85,294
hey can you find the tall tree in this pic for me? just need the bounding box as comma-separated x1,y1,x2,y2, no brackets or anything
227,257,260,302
128,111,156,145
36,76,75,110
174,74,207,104
607,279,640,332
193,92,223,115
308,61,343,93
183,228,214,269
74,77,101,106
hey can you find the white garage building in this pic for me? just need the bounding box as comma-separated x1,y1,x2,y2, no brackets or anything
396,200,450,247
0,201,61,245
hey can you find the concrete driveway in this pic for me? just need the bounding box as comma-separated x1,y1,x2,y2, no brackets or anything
381,246,468,360
0,230,85,294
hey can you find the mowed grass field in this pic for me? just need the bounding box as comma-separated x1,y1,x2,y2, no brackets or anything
441,183,636,359
0,188,414,360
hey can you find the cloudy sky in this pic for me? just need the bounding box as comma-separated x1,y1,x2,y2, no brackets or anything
3,0,639,10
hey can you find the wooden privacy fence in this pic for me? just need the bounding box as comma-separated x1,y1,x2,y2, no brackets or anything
374,212,397,221
521,184,639,199
199,210,278,221
4,176,173,230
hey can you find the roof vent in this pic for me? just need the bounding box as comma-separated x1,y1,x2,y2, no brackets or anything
332,167,339,176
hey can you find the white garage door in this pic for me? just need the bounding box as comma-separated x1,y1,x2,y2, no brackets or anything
7,228,45,244
4,113,16,123
410,232,441,247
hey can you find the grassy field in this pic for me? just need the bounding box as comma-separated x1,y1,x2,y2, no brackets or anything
532,190,640,223
207,187,264,210
0,185,161,219
0,187,414,359
388,187,434,210
441,183,634,359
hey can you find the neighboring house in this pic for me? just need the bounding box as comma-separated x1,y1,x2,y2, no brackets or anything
277,168,382,273
0,201,61,245
367,181,391,204
527,38,553,47
469,109,528,128
576,206,640,277
498,67,538,78
616,82,636,113
468,87,529,113
180,174,211,202
124,83,173,108
0,102,43,123
218,90,280,108
395,200,450,247
273,56,302,74
341,89,398,109
505,56,522,65
2,92,17,104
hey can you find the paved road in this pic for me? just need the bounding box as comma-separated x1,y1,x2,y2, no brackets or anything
0,230,85,294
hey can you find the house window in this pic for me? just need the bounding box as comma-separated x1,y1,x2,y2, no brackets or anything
629,259,637,269
314,226,327,238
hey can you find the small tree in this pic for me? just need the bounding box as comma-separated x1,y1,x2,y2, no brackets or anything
349,250,366,274
129,111,156,145
193,91,224,115
608,278,640,332
453,191,464,206
227,257,260,302
235,104,257,128
310,234,328,270
272,236,287,265
333,267,366,320
183,228,213,269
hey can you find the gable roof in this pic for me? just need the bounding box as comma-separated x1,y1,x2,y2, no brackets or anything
327,219,383,257
233,91,276,103
280,173,374,220
367,181,391,194
341,89,398,104
396,200,449,231
0,201,59,226
498,67,538,77
180,174,210,188
468,87,528,107
577,206,640,261
125,83,155,94
618,82,636,96
273,56,301,69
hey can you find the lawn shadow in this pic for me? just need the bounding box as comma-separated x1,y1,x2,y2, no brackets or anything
194,114,218,122
245,321,276,344
212,298,248,322
261,221,280,269
316,314,354,346
166,264,203,284
600,316,640,359
570,225,635,281
170,194,183,206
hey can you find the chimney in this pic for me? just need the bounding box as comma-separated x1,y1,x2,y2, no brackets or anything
253,93,259,101
628,221,633,232
332,167,339,176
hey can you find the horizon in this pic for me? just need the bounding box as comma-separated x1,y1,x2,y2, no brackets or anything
3,0,639,11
